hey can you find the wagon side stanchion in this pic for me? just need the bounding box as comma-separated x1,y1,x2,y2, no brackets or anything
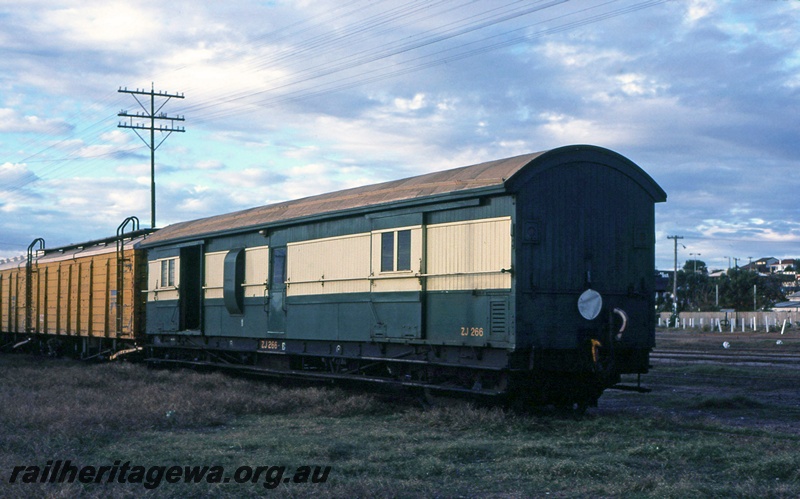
116,217,140,340
25,238,45,335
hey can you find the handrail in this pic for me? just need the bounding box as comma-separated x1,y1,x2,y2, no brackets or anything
117,216,140,237
286,268,511,286
116,216,140,336
25,238,45,333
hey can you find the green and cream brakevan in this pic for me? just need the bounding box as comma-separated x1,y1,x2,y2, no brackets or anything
141,144,666,410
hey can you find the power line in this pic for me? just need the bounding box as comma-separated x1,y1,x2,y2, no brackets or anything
178,0,668,125
3,0,669,189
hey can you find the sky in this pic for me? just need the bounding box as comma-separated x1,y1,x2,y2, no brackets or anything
0,0,798,272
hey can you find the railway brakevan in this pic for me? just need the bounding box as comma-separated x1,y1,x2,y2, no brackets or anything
139,144,666,410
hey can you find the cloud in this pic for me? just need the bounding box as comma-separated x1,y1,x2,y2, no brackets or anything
37,2,163,49
393,93,427,111
685,0,716,25
0,162,36,184
0,108,72,134
193,160,226,171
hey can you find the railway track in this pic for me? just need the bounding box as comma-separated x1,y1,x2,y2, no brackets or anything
651,348,800,366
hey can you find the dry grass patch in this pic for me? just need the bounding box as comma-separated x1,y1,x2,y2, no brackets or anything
2,355,800,498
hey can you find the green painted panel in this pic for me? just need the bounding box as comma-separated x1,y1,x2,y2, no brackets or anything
425,291,513,347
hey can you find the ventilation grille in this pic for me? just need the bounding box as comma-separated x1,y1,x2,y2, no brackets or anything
490,300,507,337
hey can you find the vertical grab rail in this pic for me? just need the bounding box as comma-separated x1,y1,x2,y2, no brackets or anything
25,238,45,333
116,217,140,336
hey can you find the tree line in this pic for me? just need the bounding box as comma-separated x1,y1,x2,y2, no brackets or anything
657,260,795,313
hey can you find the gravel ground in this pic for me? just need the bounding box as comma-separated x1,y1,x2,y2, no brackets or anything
596,331,800,434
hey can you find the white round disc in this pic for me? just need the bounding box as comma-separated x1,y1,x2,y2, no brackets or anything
578,289,603,320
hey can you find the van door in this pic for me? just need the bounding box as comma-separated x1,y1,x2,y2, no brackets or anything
267,247,286,334
369,227,423,339
179,246,202,331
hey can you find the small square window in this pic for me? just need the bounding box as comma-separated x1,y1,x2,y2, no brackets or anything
379,229,412,272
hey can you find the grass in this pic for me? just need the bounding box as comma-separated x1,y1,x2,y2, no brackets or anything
1,355,799,498
688,395,767,410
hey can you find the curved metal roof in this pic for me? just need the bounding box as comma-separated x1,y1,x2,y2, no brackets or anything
141,145,665,247
142,151,544,246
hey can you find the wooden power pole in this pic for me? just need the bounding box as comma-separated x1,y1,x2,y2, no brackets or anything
118,84,185,229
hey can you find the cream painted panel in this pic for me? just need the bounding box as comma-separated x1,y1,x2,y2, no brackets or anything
287,233,371,296
147,260,160,293
174,259,181,291
204,251,226,300
426,217,512,291
146,257,180,301
244,246,269,298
